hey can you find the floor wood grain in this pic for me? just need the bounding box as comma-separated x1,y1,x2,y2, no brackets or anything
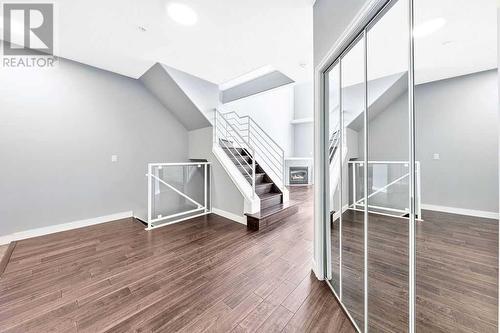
0,242,15,277
331,209,498,333
0,186,355,333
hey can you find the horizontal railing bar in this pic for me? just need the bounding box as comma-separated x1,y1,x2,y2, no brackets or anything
248,124,284,160
224,117,248,127
248,136,283,167
222,111,284,158
216,112,249,149
250,139,283,169
249,120,284,154
147,211,210,230
350,203,409,214
348,206,410,220
249,122,284,154
150,207,206,224
249,138,282,169
218,109,285,188
222,111,284,164
349,161,421,165
149,162,211,166
252,158,282,184
216,123,250,151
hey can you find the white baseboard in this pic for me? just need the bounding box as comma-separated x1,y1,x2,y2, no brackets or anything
421,204,499,220
0,211,134,245
212,208,247,225
311,258,324,280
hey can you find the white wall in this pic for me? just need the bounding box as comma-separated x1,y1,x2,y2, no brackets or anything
0,57,189,237
368,70,499,213
188,127,245,218
294,82,314,157
223,85,295,157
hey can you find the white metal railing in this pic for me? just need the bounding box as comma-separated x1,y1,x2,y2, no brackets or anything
348,161,421,218
214,109,285,190
213,110,257,196
146,162,211,230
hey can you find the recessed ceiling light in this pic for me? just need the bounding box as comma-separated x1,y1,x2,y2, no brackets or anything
166,3,198,26
413,18,446,38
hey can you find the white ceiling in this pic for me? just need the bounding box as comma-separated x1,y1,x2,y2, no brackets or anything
338,0,497,87
1,0,313,84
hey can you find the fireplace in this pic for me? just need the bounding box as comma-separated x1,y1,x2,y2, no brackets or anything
289,166,309,185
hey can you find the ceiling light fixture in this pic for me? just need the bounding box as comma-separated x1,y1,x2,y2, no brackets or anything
413,18,446,38
166,3,198,26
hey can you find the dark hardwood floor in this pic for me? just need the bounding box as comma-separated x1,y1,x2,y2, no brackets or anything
331,209,498,333
0,186,355,333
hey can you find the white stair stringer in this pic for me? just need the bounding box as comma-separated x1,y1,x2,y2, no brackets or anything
256,159,290,204
212,145,261,214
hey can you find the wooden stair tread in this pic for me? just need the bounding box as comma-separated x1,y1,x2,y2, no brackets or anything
245,173,265,178
245,200,299,220
255,182,273,188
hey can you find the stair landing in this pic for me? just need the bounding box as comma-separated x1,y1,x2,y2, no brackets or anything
246,200,299,231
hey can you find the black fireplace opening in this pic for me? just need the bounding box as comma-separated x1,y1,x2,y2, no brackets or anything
289,166,308,185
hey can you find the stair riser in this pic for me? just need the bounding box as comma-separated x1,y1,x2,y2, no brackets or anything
255,184,273,195
245,174,266,185
260,194,282,210
247,205,299,231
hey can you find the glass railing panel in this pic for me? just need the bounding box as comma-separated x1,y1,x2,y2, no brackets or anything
147,163,210,229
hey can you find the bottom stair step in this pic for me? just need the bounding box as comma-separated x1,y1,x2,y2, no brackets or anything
245,201,299,231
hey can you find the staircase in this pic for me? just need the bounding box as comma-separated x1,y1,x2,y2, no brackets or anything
214,110,298,231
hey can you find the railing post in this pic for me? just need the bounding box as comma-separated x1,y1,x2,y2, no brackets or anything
147,164,152,230
416,162,421,219
214,110,217,144
252,150,256,199
282,154,285,187
247,118,251,145
204,164,208,213
353,163,357,208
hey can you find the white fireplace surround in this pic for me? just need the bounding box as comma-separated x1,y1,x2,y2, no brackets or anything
285,157,314,186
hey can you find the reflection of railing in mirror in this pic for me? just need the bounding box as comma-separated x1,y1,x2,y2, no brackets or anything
329,129,340,163
146,162,211,230
348,161,421,218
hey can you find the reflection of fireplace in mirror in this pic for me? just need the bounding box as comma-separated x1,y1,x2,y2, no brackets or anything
289,166,308,185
